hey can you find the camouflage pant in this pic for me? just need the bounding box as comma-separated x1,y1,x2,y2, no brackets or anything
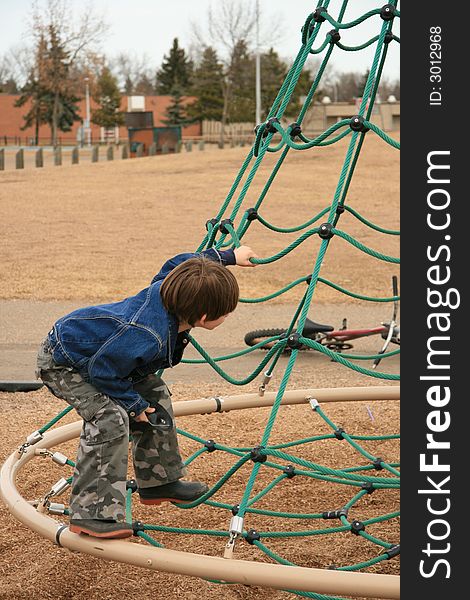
37,338,186,521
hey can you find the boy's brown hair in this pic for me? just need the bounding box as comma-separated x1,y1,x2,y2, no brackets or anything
160,257,239,326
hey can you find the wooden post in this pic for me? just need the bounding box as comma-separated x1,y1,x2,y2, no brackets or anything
0,148,4,171
35,148,44,168
136,144,143,157
92,146,99,163
54,147,62,166
198,140,205,151
106,146,114,161
122,144,128,159
16,149,24,169
149,143,157,156
71,147,79,165
175,141,182,153
185,141,192,152
161,144,169,154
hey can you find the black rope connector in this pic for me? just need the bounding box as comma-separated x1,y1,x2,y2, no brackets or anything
313,6,327,22
351,520,366,535
264,117,280,136
334,427,345,440
323,510,340,519
205,217,219,231
126,479,138,492
231,504,240,515
132,520,145,536
204,439,217,453
323,508,348,519
219,218,233,234
361,482,375,494
246,529,261,545
336,205,345,215
380,4,396,21
305,275,312,285
384,544,400,559
254,124,261,135
287,332,303,349
384,31,394,45
373,457,384,470
289,122,302,138
246,207,258,222
349,115,369,133
283,464,296,479
328,29,341,44
250,445,267,463
328,564,338,570
318,222,334,240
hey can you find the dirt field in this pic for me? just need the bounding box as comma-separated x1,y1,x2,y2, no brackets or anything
0,132,399,599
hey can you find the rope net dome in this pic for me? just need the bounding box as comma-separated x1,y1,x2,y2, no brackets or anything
1,2,400,598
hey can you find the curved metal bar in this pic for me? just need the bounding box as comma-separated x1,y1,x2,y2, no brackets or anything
1,386,399,598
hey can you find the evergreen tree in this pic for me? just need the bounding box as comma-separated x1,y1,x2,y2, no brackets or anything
359,69,371,97
28,24,81,145
15,78,49,144
91,66,124,128
186,46,224,122
228,39,254,122
134,73,155,95
285,67,317,116
14,35,49,145
259,48,287,119
123,75,133,95
155,38,193,94
43,90,81,133
162,85,191,126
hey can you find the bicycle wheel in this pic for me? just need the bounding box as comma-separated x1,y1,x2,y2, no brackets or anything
244,328,286,350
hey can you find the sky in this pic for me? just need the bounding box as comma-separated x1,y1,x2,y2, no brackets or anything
0,0,400,81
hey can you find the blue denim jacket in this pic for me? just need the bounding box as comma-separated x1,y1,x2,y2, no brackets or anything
47,249,236,416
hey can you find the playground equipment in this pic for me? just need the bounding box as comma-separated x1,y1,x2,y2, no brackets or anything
1,2,400,598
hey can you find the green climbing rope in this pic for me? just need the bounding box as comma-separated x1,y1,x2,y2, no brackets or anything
29,3,400,597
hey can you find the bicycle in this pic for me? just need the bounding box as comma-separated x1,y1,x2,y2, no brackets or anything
244,277,400,368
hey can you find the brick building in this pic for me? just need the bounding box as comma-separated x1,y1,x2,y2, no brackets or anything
0,94,201,146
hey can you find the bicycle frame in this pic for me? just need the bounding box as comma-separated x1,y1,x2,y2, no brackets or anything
317,325,389,345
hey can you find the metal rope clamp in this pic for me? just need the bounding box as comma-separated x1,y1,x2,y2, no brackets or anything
18,430,44,455
224,515,244,559
258,371,273,396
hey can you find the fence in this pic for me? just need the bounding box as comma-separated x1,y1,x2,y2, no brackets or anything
0,141,209,171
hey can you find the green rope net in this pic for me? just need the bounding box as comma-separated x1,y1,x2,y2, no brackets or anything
26,3,400,598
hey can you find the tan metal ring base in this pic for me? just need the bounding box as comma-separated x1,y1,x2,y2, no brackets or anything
0,385,400,599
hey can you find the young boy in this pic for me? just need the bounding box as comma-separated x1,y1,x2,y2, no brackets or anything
37,245,257,539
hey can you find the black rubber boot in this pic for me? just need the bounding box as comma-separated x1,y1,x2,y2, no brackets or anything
69,518,133,539
139,480,209,505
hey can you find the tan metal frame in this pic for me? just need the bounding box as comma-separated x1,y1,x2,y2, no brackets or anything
0,386,400,598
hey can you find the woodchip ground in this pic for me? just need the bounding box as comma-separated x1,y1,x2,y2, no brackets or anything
0,132,399,599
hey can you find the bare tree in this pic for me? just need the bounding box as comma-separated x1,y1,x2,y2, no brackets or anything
28,0,109,145
110,52,155,95
0,54,17,92
4,45,35,89
30,0,108,65
191,0,282,146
